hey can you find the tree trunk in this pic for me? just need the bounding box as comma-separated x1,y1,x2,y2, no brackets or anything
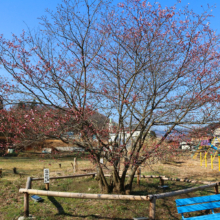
96,166,112,193
96,165,137,195
125,168,137,195
112,168,125,194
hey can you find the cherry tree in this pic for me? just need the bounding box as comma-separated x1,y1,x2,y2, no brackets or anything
1,0,220,194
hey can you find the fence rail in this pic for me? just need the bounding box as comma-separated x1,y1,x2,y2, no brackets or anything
19,188,150,201
19,173,220,220
31,173,96,181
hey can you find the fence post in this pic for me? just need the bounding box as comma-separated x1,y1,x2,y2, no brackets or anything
45,183,50,190
149,196,156,220
24,192,29,217
137,168,141,186
159,177,164,186
215,185,219,194
13,167,17,174
74,158,78,173
24,177,31,217
29,178,32,189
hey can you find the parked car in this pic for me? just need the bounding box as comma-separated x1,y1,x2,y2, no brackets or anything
42,148,52,154
180,142,191,150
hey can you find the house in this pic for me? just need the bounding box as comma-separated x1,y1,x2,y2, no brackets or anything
108,120,155,149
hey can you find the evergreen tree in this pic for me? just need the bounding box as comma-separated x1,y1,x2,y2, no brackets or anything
30,99,37,109
18,101,26,109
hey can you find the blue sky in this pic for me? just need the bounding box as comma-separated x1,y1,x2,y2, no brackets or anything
0,0,219,130
0,0,220,39
0,0,61,39
0,0,219,82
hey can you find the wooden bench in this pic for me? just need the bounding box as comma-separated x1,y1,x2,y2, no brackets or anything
176,194,220,219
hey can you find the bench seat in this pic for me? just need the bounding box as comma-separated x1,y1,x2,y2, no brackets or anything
186,213,220,220
176,194,220,219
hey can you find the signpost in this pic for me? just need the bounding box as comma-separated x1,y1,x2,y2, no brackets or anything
44,169,49,190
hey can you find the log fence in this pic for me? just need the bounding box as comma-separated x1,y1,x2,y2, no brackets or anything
19,173,220,219
31,173,96,181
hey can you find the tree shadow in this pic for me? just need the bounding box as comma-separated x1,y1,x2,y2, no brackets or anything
160,199,179,220
47,196,133,219
65,215,132,219
47,196,65,214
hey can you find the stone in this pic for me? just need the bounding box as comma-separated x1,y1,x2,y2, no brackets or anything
158,185,169,189
133,218,148,220
18,215,36,220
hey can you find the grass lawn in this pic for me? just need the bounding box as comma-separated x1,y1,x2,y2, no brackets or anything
0,153,220,219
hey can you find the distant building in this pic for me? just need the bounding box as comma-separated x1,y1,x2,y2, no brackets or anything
179,142,191,150
109,119,154,149
213,128,220,147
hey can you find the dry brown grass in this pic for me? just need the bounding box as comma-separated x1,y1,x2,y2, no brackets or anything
2,151,219,183
140,152,220,182
0,156,96,181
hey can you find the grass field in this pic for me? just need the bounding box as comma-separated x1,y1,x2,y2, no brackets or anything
0,152,220,220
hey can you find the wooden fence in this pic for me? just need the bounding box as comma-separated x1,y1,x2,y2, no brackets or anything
19,173,220,219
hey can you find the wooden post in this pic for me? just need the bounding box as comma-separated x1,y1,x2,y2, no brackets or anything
45,183,49,190
24,192,29,217
160,177,164,186
74,158,77,173
215,185,219,194
59,164,61,168
149,197,156,220
13,167,17,174
0,168,2,178
24,177,31,217
137,168,141,186
26,177,32,189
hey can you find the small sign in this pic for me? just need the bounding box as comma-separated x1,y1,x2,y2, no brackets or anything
44,169,50,183
100,158,103,164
